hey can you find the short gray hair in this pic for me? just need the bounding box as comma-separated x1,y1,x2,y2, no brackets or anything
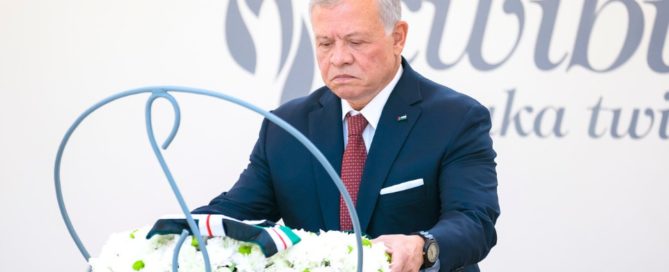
309,0,401,33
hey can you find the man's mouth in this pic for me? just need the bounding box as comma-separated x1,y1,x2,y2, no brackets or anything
331,74,355,83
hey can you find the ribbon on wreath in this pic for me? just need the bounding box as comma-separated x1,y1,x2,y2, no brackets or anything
146,214,301,257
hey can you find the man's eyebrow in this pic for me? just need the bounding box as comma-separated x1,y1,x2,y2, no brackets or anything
315,32,370,40
343,32,368,39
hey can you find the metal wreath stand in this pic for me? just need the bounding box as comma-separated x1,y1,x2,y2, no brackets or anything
54,86,364,272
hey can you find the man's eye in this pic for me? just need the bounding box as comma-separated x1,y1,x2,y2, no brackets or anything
319,42,332,47
350,41,362,46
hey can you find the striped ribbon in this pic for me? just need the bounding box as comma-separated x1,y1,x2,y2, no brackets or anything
146,214,301,257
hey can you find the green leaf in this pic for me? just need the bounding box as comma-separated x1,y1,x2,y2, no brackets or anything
362,238,372,248
132,260,145,271
238,245,252,255
129,229,139,239
191,236,199,248
347,245,353,254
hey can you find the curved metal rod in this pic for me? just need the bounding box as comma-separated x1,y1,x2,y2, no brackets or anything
145,91,211,272
54,86,364,272
55,89,149,260
173,229,191,272
157,91,181,150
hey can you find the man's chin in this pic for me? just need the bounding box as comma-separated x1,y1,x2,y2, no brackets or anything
329,87,359,98
329,88,372,105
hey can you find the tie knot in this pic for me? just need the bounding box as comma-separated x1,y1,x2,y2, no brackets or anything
346,113,368,136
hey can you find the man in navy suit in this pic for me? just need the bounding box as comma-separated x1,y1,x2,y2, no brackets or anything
193,0,499,271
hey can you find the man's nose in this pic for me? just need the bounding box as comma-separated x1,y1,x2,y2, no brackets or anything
330,43,353,67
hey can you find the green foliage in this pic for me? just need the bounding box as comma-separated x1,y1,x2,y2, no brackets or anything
191,236,199,248
132,260,145,271
362,238,372,248
238,245,253,255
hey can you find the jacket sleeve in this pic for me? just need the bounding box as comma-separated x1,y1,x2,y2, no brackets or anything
430,103,500,271
191,118,281,222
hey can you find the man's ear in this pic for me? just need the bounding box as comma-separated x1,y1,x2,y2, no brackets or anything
392,21,408,55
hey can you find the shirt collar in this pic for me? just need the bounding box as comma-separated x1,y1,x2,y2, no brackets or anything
341,65,403,129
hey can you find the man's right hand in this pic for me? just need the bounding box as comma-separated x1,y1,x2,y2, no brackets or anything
374,234,425,272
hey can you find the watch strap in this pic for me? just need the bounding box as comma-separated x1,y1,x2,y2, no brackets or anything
412,231,438,269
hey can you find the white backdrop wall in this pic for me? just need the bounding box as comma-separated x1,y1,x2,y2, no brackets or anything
1,0,667,271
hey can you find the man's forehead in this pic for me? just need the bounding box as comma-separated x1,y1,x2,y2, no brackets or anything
314,30,372,39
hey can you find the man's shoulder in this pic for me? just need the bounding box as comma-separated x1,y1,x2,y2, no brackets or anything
399,59,485,113
412,71,486,114
272,86,334,118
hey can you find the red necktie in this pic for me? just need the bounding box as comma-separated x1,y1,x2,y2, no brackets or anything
339,113,368,231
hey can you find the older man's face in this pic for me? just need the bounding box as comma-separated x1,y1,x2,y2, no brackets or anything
311,0,406,110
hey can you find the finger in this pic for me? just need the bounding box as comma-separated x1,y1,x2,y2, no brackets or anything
390,260,406,272
373,238,394,252
390,251,408,272
373,235,390,243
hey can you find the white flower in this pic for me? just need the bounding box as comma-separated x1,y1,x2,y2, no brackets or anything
91,227,389,272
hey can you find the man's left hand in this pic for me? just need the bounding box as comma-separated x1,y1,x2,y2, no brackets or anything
374,234,424,272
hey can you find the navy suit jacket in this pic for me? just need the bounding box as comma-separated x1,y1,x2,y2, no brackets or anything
193,59,499,271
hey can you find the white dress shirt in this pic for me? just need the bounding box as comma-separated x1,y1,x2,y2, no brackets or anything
341,65,404,152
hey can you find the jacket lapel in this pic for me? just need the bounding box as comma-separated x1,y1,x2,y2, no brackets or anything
356,61,423,231
308,90,344,231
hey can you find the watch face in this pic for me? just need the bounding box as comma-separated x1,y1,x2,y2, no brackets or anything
427,243,439,262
